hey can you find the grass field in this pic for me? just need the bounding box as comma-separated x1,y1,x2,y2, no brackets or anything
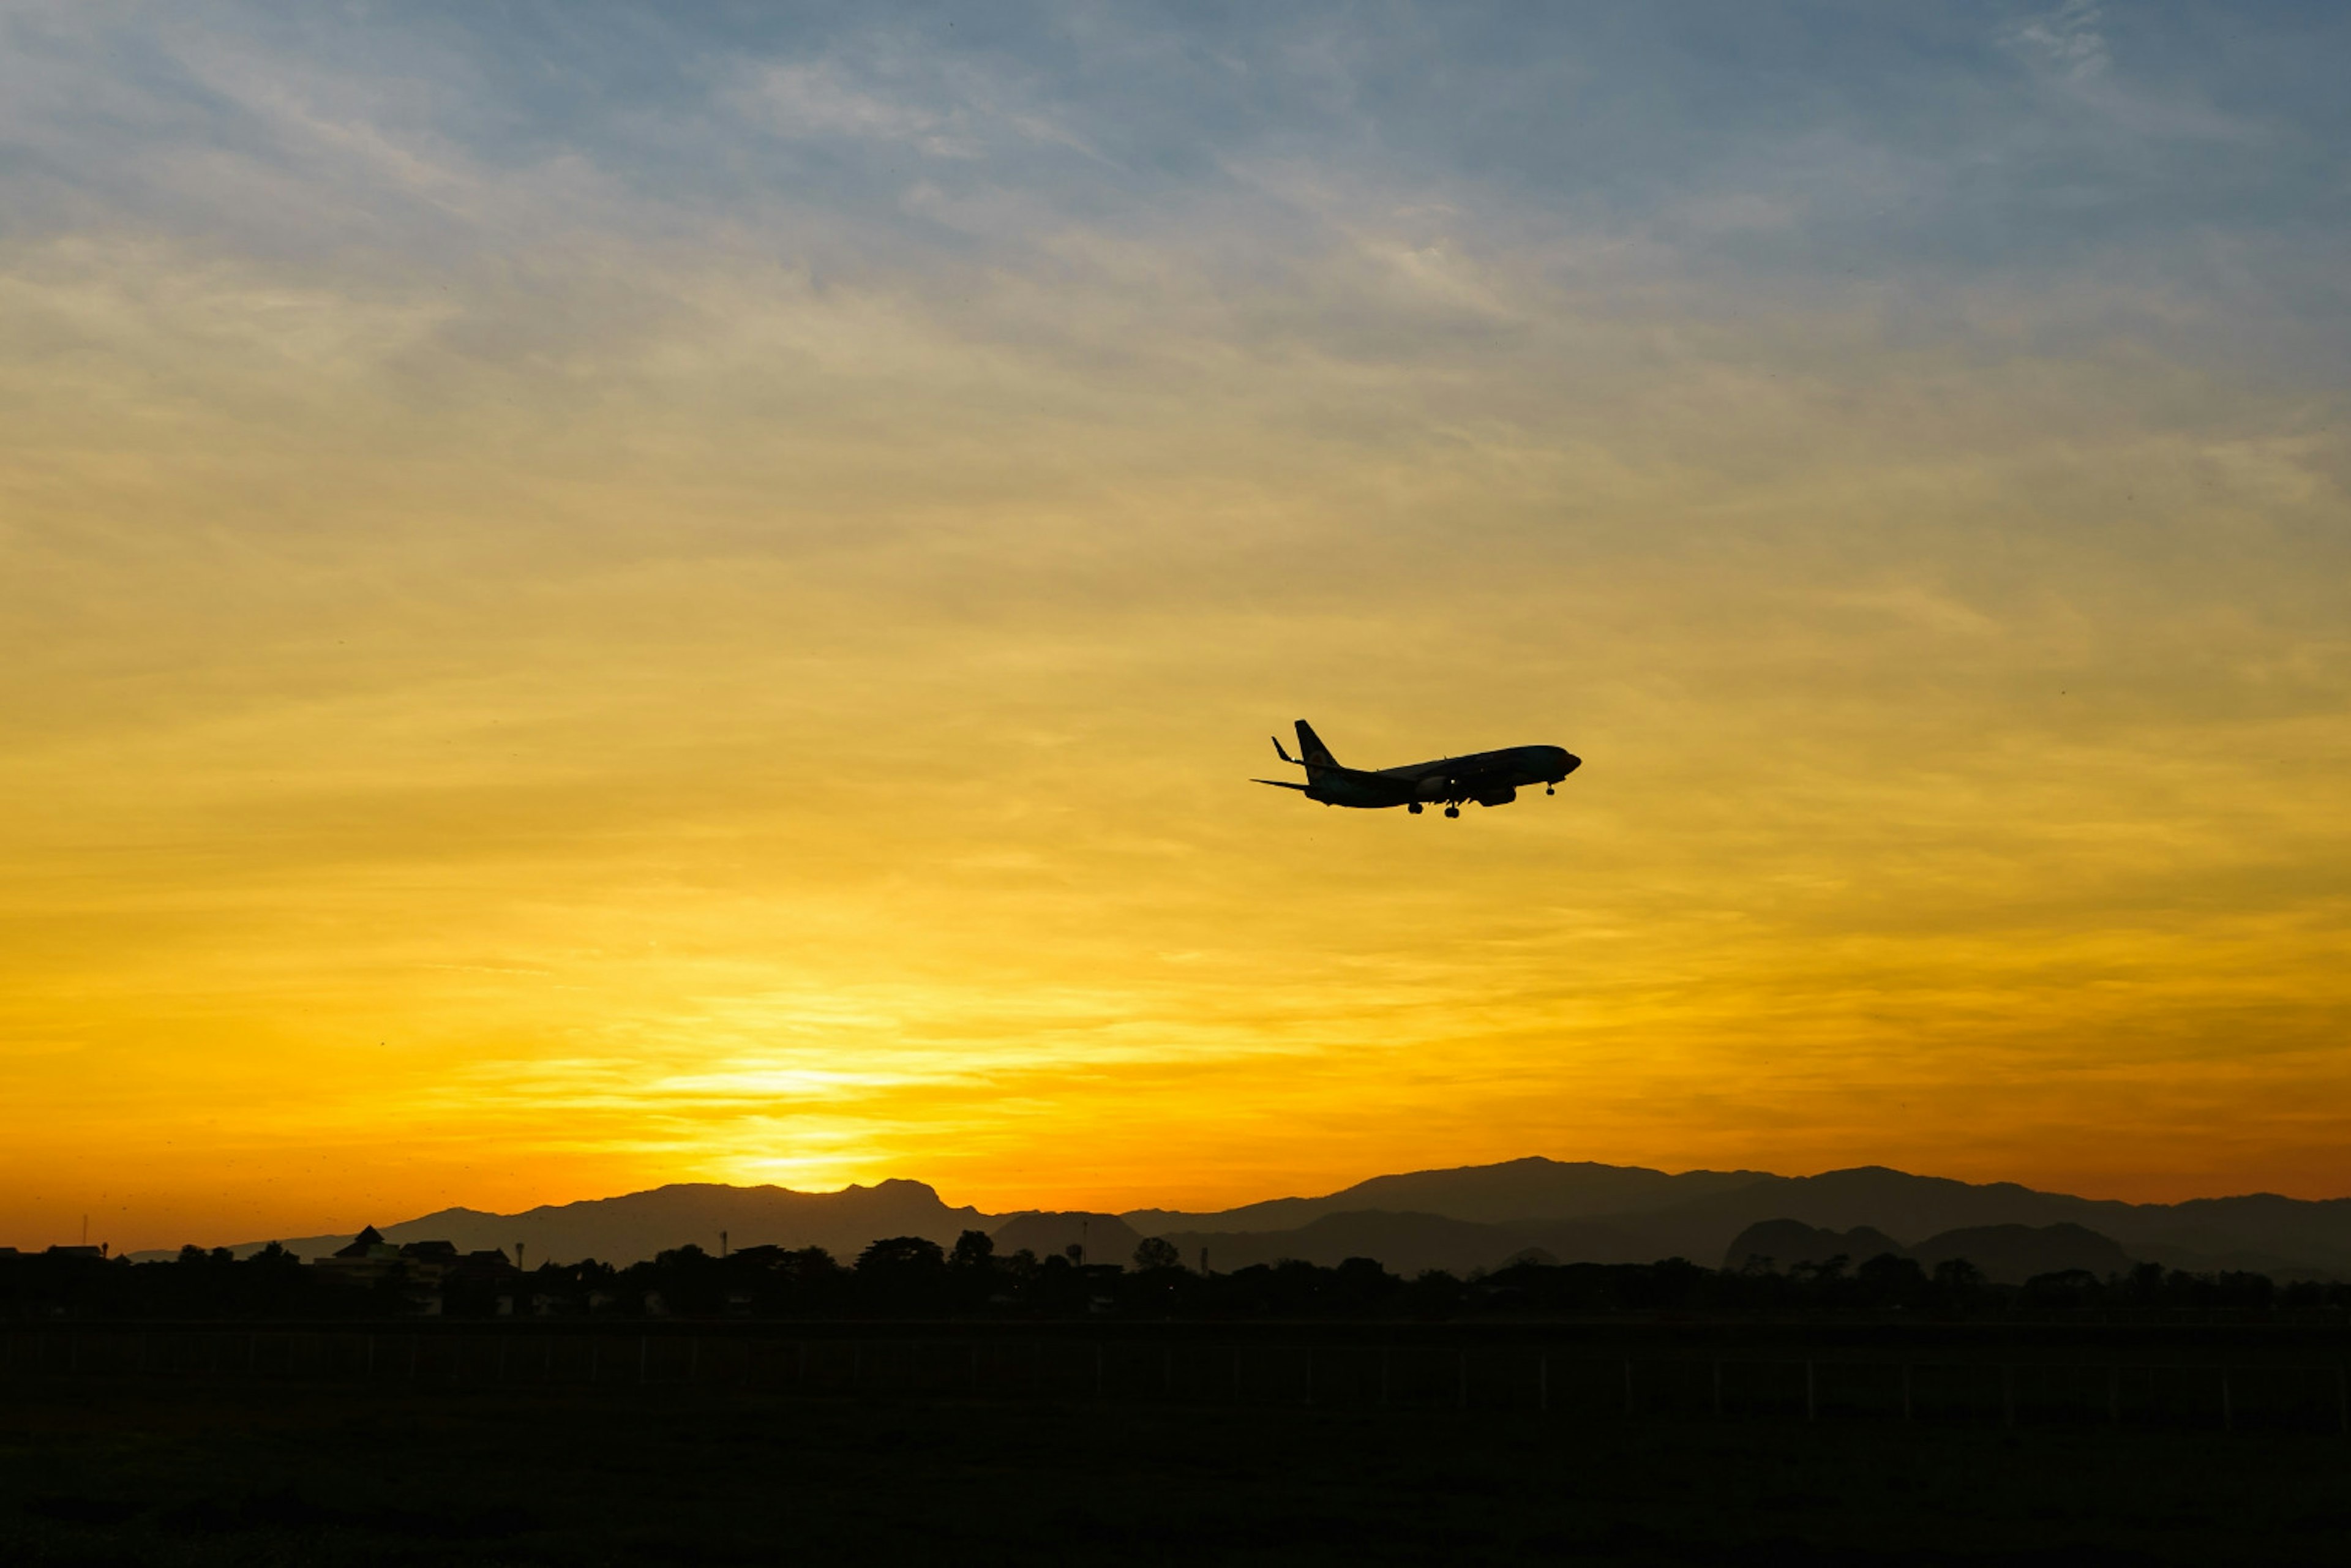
4,1376,2350,1564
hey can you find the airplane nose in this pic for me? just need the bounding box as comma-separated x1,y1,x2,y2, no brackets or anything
1559,751,1581,775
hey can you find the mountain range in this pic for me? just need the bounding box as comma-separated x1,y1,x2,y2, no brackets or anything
1720,1218,2142,1286
137,1158,2351,1280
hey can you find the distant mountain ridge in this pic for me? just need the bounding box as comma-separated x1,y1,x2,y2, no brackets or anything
1723,1218,2140,1285
168,1180,986,1267
129,1158,2351,1280
1122,1157,1776,1233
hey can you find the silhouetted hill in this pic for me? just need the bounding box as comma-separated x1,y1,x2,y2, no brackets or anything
1157,1211,1531,1277
1722,1222,1908,1274
126,1160,2351,1279
988,1212,1142,1266
1123,1157,1774,1233
2119,1192,2351,1275
149,1180,988,1267
1121,1164,2347,1281
1614,1168,2351,1278
1910,1223,2137,1284
1513,1219,1654,1266
1723,1218,2140,1285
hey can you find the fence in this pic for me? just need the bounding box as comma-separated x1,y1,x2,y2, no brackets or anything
5,1327,2347,1434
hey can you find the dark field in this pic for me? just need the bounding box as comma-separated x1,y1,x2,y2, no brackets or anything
5,1361,2350,1565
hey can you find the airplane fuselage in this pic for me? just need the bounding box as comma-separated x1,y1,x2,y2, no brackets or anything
1256,722,1580,816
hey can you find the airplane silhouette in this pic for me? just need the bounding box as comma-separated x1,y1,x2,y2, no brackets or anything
1254,721,1580,818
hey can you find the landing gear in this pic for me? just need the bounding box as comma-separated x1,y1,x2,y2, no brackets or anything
1408,802,1423,815
1546,785,1555,795
1443,805,1460,819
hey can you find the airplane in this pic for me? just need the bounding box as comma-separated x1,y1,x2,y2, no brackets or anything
1253,720,1580,817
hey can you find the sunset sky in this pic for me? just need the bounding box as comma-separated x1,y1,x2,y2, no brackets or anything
4,2,2348,1251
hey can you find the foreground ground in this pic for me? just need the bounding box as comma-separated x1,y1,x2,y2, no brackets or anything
2,1379,2347,1565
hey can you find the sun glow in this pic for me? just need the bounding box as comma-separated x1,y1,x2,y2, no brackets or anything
5,6,2349,1250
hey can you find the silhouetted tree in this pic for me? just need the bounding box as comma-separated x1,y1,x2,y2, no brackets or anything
1325,1256,1401,1311
2019,1269,2101,1310
855,1236,947,1314
1132,1236,1181,1272
2215,1270,2275,1310
1856,1253,1928,1310
1930,1257,1985,1309
1401,1269,1465,1318
15,1232,2345,1326
2123,1261,2168,1305
858,1236,947,1272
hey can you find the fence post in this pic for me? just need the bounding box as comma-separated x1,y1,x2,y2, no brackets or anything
2001,1365,2014,1427
1458,1349,1469,1411
1095,1343,1106,1400
1712,1360,1723,1419
1539,1353,1549,1414
2337,1365,2347,1436
1163,1344,1173,1399
1902,1363,1912,1424
2221,1366,2233,1433
1301,1346,1313,1407
639,1336,649,1385
2107,1364,2119,1427
1804,1361,1815,1423
1622,1359,1634,1418
1380,1347,1392,1409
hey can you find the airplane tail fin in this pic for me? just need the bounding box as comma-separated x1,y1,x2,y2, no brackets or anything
1293,720,1340,771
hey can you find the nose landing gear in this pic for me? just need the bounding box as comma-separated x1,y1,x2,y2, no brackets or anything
1546,785,1555,795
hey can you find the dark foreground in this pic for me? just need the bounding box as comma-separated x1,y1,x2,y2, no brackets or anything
4,1379,2349,1566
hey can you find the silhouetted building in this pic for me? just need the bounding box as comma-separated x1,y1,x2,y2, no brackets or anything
397,1240,459,1287
311,1228,465,1310
312,1226,403,1286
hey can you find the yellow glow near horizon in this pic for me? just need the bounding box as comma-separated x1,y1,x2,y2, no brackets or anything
4,8,2349,1252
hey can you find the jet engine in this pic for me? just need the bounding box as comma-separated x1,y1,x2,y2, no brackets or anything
1474,786,1517,807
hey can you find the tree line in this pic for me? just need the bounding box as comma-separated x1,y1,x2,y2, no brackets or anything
1,1234,2330,1321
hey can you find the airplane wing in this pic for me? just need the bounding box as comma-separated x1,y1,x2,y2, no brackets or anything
1251,778,1311,791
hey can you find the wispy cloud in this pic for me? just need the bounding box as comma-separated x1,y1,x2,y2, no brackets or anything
730,59,984,157
4,2,2350,1242
2005,0,2110,83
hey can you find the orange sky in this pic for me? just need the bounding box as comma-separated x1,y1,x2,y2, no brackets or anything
5,6,2349,1251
